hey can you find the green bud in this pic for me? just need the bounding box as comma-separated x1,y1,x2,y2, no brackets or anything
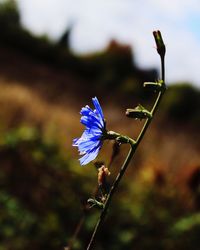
106,131,135,146
153,30,166,58
116,136,131,144
126,104,152,120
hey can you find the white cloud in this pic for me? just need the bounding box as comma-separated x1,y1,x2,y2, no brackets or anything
16,0,200,86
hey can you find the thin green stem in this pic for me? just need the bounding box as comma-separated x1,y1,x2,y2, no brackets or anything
86,34,166,250
86,86,165,250
136,56,165,147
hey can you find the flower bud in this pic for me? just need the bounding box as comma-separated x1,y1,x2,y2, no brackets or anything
153,30,166,58
126,104,152,120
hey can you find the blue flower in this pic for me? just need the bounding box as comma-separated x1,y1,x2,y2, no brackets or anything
73,97,106,165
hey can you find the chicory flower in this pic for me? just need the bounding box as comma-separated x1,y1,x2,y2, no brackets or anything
73,97,106,165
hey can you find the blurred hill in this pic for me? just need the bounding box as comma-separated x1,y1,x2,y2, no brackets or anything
0,0,157,104
0,1,199,123
0,1,200,250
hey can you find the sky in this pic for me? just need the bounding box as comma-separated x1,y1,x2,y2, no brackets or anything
15,0,200,87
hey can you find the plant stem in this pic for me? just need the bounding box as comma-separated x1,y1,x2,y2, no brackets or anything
65,215,85,250
86,34,166,250
135,54,165,147
86,141,135,250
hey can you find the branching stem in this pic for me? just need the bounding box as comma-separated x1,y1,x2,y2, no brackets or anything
86,31,166,250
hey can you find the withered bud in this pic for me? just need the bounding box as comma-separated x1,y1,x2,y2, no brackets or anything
98,165,111,186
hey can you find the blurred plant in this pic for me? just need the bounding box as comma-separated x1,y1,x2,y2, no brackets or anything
0,126,83,250
0,0,20,25
161,83,200,125
73,31,167,249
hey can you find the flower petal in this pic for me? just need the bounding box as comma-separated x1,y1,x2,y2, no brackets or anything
92,97,104,126
79,146,101,165
78,138,101,153
80,115,102,130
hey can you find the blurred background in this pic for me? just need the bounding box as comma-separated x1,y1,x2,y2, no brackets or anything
0,0,200,249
